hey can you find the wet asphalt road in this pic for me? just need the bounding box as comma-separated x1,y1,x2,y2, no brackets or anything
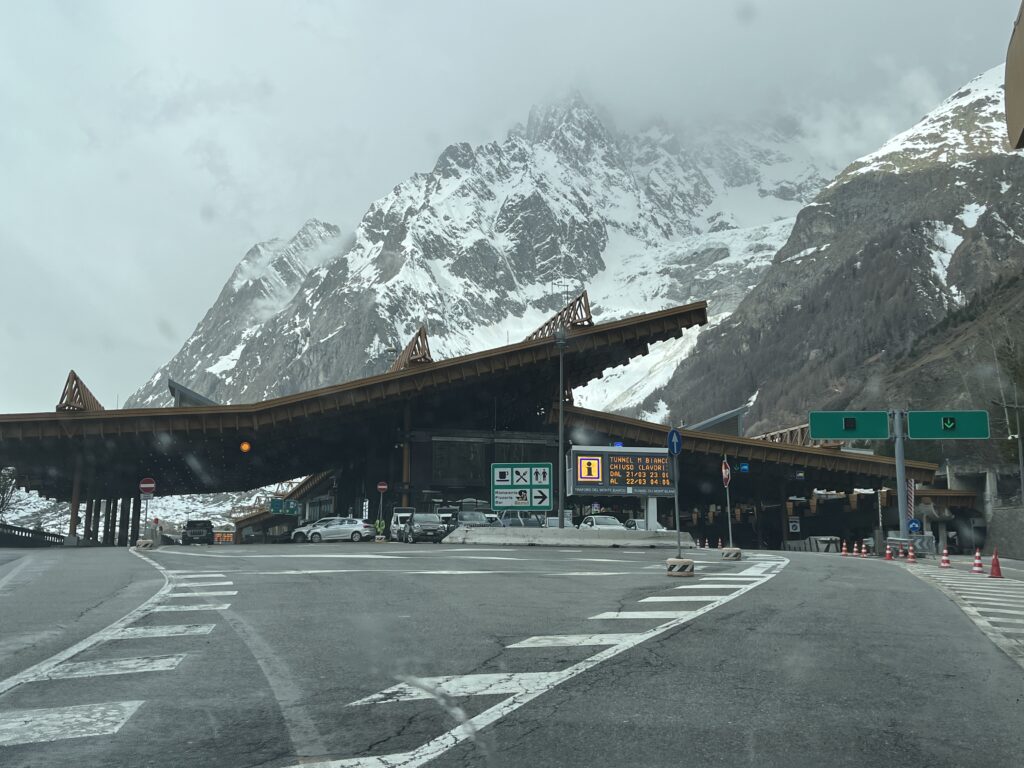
0,543,1022,768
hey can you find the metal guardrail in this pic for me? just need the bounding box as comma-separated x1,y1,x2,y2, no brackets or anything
0,522,66,547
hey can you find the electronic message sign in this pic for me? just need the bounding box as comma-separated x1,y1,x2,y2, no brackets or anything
569,446,673,496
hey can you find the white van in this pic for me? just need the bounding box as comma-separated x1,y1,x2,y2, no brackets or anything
389,507,414,541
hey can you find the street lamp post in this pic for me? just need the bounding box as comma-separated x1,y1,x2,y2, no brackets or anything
555,325,569,528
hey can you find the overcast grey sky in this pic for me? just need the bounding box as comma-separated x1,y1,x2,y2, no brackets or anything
0,0,1018,413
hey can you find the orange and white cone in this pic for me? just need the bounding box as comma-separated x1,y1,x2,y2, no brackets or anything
990,548,1004,579
900,545,908,559
970,548,985,574
860,542,868,558
884,544,893,561
907,544,917,564
841,541,848,557
939,548,951,568
852,541,860,556
718,538,723,549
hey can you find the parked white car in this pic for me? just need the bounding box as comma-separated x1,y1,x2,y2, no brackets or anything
294,517,374,543
577,515,627,530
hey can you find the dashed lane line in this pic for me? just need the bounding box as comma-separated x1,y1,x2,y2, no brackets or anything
0,701,144,747
589,610,698,620
169,572,227,579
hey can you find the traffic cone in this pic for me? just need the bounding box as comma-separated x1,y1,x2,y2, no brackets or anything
990,548,1004,579
939,548,951,568
861,542,868,559
718,538,723,549
884,544,893,561
900,545,908,559
907,544,917,564
852,541,860,556
841,541,848,557
970,549,985,574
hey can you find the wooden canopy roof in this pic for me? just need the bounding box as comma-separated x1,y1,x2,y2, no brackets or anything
556,404,938,485
0,301,708,501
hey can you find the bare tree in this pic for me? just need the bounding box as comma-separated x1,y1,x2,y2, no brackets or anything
0,467,16,524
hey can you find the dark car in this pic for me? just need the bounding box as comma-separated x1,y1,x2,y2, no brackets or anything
403,511,446,543
181,519,215,545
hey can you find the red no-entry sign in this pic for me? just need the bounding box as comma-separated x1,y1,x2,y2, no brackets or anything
139,477,156,495
376,481,388,493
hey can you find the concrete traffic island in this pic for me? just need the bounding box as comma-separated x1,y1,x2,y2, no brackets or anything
443,527,697,548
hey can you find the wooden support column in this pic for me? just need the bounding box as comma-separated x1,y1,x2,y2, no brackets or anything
104,498,118,545
401,403,412,508
90,500,102,541
68,455,83,537
83,499,95,541
117,496,130,547
129,494,141,545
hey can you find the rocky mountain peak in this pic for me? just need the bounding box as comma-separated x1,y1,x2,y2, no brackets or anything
837,64,1008,182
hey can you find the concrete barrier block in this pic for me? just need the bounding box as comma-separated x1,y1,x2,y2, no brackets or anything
135,539,153,549
722,547,742,561
666,558,695,576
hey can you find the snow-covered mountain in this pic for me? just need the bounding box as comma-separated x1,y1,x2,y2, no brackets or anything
126,94,833,410
656,65,1024,436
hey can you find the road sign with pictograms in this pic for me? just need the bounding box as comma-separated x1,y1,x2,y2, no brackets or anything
491,462,552,511
809,411,890,440
721,460,731,488
907,410,990,439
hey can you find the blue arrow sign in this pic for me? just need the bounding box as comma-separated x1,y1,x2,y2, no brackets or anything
667,428,682,456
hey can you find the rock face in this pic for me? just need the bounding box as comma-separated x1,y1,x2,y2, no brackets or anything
126,94,830,411
654,66,1024,436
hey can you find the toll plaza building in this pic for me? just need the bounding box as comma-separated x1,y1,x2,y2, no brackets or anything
0,292,938,549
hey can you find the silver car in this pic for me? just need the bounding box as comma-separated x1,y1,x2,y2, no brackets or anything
294,517,374,543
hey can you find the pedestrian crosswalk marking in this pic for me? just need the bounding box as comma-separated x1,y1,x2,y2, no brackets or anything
37,654,186,680
589,610,698,620
151,603,231,612
165,590,238,598
166,581,233,588
0,701,144,747
672,584,742,590
639,596,719,603
349,673,561,705
171,573,227,579
506,633,643,648
111,624,216,639
312,555,789,768
974,607,1024,617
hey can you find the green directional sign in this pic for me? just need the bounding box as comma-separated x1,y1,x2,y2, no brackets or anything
808,411,890,440
907,410,990,439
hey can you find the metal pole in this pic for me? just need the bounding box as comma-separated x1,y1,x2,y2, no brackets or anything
557,329,566,528
725,482,733,548
893,409,909,539
673,453,681,558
